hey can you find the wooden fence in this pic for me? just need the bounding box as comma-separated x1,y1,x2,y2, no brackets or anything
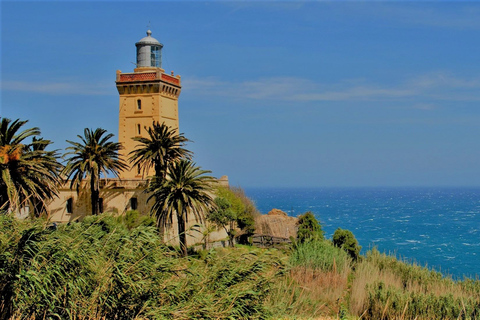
251,234,292,248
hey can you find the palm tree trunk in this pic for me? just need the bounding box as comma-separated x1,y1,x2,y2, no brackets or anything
177,212,187,257
91,177,98,215
158,216,166,241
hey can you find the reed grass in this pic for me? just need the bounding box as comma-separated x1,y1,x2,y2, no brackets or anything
350,248,480,319
266,240,352,319
2,214,480,319
0,214,285,320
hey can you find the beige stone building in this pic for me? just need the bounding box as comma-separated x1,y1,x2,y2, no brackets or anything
43,30,228,246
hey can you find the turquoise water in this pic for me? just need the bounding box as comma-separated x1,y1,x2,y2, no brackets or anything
244,187,480,279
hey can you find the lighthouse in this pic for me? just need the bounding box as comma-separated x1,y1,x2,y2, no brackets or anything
116,30,182,179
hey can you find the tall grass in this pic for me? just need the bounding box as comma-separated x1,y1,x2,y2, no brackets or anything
0,214,285,319
3,213,480,319
267,240,352,318
350,248,480,319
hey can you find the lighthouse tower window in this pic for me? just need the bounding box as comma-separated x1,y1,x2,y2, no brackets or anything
151,46,161,67
137,99,141,110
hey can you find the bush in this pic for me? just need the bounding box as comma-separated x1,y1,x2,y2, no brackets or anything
332,228,361,261
296,211,324,243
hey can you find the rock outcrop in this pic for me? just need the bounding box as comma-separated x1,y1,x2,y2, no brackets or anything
254,208,298,239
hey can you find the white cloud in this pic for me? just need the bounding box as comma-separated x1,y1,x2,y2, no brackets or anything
1,80,111,96
183,72,480,103
8,71,480,104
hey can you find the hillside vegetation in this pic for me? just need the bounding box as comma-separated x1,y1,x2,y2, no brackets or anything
1,213,480,319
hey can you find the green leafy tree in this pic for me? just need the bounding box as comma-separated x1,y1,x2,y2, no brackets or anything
231,187,257,244
209,196,237,247
332,228,362,261
129,121,191,179
0,118,62,214
208,186,257,247
296,211,324,243
63,128,127,216
147,160,214,257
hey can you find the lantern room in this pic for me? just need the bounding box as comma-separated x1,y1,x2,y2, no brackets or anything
135,30,163,69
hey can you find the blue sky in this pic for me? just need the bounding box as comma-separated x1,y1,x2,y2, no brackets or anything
2,1,480,187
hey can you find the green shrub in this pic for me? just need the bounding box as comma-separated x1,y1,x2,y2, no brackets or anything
296,211,324,243
332,228,361,261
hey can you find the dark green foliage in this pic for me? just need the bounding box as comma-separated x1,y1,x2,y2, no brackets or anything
0,215,285,319
0,117,62,214
147,160,215,257
129,121,191,179
296,211,324,243
332,228,362,261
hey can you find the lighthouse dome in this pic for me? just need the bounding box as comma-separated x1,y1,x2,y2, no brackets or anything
136,30,162,46
135,30,163,68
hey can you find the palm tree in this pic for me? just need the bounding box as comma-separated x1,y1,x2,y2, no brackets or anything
0,118,62,214
29,137,62,217
147,160,215,257
129,121,191,179
63,128,127,216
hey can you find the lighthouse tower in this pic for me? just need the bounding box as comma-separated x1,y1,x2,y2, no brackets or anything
116,30,182,179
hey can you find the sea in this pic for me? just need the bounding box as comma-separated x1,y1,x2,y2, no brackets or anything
244,187,480,280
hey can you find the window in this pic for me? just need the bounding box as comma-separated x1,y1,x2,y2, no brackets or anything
137,99,141,110
137,164,141,175
99,198,104,213
66,198,73,214
130,197,138,210
151,46,161,67
137,124,141,135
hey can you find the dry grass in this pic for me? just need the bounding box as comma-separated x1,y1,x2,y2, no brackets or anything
349,249,480,319
266,265,350,319
350,258,403,315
